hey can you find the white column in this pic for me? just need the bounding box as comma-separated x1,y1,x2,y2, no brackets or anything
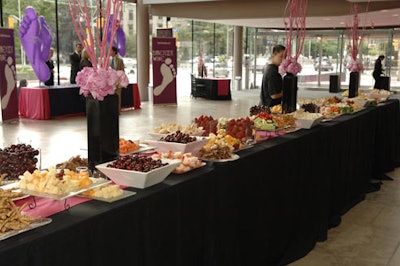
233,26,243,90
136,0,150,101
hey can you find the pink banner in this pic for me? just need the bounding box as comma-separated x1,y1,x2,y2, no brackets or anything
152,37,177,104
0,28,19,121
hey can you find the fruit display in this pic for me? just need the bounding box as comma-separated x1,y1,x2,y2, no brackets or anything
251,112,279,131
119,138,140,154
193,115,218,136
249,105,269,116
225,117,254,143
0,144,40,181
106,154,167,172
300,102,319,113
160,130,197,143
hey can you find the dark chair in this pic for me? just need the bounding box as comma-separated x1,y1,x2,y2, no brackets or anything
190,74,206,98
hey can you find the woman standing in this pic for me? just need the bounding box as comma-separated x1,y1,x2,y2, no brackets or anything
372,55,385,89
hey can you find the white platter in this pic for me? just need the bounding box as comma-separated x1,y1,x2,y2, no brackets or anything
78,189,136,203
0,182,30,201
201,154,240,162
173,162,207,174
19,178,111,201
95,158,181,189
144,138,209,155
295,116,324,129
119,144,155,155
0,217,52,241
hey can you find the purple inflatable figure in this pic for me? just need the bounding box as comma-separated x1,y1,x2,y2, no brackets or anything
107,14,126,57
18,6,52,82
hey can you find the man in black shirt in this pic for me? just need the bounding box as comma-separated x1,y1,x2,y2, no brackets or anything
260,45,286,108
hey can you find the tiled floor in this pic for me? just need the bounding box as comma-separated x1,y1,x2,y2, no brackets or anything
1,85,399,265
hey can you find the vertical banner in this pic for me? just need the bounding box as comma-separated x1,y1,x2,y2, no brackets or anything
152,37,177,104
0,28,19,121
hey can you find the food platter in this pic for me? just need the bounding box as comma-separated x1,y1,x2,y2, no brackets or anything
0,217,52,241
200,154,239,162
0,182,30,201
144,138,209,154
119,144,155,155
173,162,207,174
96,158,181,188
78,189,136,203
19,178,111,201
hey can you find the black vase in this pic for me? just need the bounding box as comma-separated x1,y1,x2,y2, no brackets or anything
348,72,360,98
282,73,298,113
86,94,119,172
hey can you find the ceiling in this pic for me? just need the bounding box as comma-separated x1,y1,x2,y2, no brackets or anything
138,0,400,30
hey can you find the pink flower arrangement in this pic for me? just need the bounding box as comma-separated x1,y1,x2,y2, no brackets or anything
69,0,128,101
279,58,302,76
76,67,129,101
346,59,364,73
281,0,308,76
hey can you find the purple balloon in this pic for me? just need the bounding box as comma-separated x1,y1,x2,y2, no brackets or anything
107,15,126,57
18,6,52,82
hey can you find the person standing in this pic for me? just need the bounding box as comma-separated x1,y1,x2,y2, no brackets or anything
69,43,82,84
80,49,93,69
110,46,125,113
110,46,125,71
372,55,385,89
44,47,55,86
259,44,286,108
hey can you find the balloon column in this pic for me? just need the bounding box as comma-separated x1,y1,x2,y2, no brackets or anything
18,6,52,82
107,14,126,57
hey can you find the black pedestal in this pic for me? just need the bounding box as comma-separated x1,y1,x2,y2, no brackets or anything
329,75,340,93
348,72,360,98
86,94,119,172
381,76,390,91
282,73,298,113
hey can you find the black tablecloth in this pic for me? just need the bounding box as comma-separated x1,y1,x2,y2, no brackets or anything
193,78,232,100
48,86,86,117
1,100,399,266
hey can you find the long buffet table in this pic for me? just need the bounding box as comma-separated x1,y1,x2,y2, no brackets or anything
1,99,399,266
19,83,141,120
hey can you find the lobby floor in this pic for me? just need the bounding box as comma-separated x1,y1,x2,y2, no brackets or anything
1,86,399,265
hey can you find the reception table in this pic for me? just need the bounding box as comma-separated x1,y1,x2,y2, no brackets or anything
1,99,399,266
19,84,140,120
192,77,232,100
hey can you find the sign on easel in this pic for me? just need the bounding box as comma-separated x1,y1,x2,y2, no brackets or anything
152,37,177,105
0,28,19,121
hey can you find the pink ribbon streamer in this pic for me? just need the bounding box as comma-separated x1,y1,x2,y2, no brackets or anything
68,0,124,70
280,0,308,75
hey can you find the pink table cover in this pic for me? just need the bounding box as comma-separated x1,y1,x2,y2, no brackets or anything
19,87,51,120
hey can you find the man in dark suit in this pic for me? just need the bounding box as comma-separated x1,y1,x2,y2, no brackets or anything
69,43,83,84
44,47,55,86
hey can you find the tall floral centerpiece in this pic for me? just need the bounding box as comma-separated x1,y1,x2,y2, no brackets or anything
346,3,364,98
279,0,308,113
68,0,129,172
